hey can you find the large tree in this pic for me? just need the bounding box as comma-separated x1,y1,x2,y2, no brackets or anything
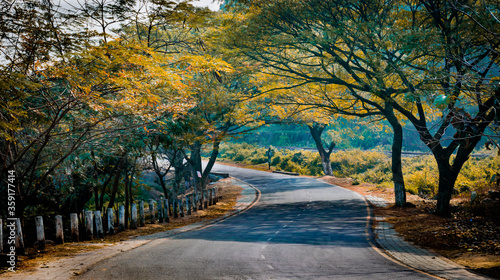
229,0,500,215
228,0,418,206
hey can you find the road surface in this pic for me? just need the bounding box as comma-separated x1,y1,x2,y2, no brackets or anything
79,164,433,279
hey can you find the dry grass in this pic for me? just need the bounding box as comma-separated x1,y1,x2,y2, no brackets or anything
1,178,243,273
322,176,500,279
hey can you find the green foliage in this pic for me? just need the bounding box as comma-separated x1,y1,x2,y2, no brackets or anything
218,143,323,175
219,143,500,197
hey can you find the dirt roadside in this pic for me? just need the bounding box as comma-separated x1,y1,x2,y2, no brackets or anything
0,178,243,275
322,176,500,280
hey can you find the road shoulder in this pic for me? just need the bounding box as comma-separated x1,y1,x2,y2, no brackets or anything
322,177,494,280
1,178,259,280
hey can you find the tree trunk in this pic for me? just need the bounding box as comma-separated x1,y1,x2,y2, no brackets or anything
107,155,125,209
308,124,334,176
434,147,471,217
124,163,130,229
202,140,221,185
152,151,171,200
190,141,204,208
434,156,457,217
384,105,406,207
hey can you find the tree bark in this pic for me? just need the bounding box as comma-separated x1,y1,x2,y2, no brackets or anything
190,141,204,209
107,154,126,209
307,124,334,176
124,163,130,229
384,105,406,207
202,140,221,184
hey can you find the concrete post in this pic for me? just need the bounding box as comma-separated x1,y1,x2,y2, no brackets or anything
130,203,138,229
149,199,155,224
85,211,93,240
107,208,115,235
35,216,45,250
94,211,103,238
15,218,25,254
163,199,170,223
118,205,125,231
157,199,163,223
70,213,79,242
55,215,64,244
139,201,145,227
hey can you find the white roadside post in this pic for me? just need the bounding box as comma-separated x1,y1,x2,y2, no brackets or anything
85,211,93,240
107,208,115,235
55,215,64,244
94,211,103,238
130,203,138,229
70,213,79,241
139,201,145,227
119,205,125,231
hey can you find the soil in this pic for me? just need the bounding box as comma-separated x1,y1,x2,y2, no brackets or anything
0,178,243,274
322,176,500,279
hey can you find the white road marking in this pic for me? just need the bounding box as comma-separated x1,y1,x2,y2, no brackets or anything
267,265,274,270
261,255,266,260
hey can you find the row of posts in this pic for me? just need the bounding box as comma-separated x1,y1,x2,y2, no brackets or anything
0,187,218,254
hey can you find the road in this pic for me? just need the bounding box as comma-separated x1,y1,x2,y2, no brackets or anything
79,164,433,279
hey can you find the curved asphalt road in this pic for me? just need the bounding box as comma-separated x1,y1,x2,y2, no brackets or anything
79,164,433,279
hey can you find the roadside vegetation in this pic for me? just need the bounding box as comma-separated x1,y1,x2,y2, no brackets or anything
218,142,500,278
216,142,500,199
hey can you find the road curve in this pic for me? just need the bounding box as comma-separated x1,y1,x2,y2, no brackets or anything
79,164,433,280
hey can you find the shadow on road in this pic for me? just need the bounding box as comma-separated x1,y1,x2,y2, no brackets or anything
161,200,374,248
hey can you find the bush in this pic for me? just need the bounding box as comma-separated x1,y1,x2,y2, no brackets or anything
217,142,500,197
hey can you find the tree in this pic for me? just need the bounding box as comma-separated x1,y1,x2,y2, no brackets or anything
387,0,500,215
0,0,191,220
308,123,336,176
228,0,413,206
231,0,500,215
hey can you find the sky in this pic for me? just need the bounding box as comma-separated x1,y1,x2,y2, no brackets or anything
192,0,220,11
60,0,220,12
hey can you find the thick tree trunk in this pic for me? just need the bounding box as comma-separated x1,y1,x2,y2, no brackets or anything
434,159,456,217
384,105,406,207
190,141,205,208
307,124,334,176
434,147,471,216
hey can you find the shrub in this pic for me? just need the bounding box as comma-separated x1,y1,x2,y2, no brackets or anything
217,142,500,197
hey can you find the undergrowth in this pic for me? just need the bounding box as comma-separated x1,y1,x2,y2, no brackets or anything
216,143,500,197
